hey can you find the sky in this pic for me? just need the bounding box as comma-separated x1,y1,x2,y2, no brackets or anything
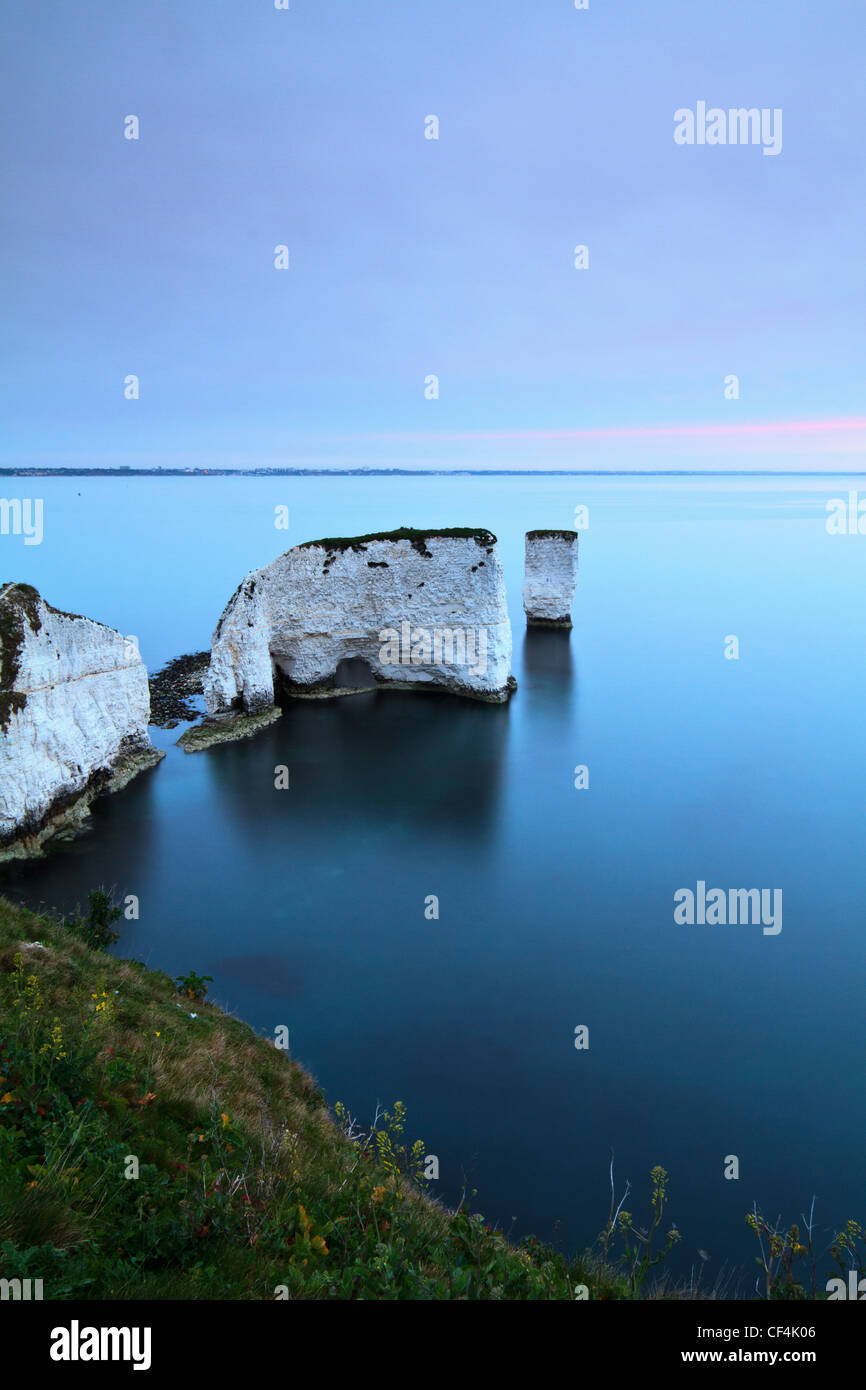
1,0,864,472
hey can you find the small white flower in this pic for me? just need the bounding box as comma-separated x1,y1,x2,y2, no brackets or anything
189,1012,198,1019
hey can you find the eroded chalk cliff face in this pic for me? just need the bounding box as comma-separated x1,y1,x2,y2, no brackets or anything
523,531,579,628
204,528,514,715
0,584,163,859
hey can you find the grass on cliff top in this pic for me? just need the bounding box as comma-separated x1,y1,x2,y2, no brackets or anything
297,527,496,553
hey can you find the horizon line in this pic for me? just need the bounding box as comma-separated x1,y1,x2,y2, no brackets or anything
3,468,866,479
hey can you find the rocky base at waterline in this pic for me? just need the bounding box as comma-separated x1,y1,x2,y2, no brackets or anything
177,706,282,753
0,742,164,861
277,671,518,704
0,582,163,861
178,669,519,753
148,651,210,728
525,614,574,630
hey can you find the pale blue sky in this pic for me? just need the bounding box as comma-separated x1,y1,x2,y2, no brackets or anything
1,0,864,470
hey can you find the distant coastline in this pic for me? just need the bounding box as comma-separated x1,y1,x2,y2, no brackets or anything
2,467,866,478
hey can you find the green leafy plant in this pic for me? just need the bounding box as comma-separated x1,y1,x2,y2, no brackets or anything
65,889,122,951
175,971,213,1002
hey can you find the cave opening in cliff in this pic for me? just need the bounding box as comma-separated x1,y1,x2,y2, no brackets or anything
333,657,376,690
270,654,378,703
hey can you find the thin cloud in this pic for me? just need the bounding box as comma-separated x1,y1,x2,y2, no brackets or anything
332,418,866,445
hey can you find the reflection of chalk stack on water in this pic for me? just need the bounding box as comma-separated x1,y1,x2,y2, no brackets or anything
522,530,578,630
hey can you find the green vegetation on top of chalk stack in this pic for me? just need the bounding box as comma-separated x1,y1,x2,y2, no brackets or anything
297,526,497,555
0,893,861,1301
525,529,578,541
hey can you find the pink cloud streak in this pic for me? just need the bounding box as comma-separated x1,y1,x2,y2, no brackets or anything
337,418,866,445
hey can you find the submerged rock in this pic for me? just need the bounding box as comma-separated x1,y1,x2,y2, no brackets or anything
522,530,579,629
204,527,514,723
0,583,163,860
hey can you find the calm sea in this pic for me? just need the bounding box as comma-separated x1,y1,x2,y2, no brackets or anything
3,473,865,1287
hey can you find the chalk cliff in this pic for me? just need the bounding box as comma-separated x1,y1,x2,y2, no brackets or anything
0,583,163,859
523,530,579,628
204,528,515,717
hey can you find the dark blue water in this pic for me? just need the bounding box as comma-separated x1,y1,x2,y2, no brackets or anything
3,474,865,1289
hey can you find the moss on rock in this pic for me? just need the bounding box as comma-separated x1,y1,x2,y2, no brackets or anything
298,527,497,560
0,583,43,732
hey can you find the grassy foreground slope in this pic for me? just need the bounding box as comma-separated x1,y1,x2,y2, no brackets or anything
2,895,858,1301
0,895,612,1301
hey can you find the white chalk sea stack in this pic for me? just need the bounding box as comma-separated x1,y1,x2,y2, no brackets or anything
522,530,579,629
0,583,163,860
204,528,515,719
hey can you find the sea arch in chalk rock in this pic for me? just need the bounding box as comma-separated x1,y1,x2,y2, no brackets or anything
204,528,515,714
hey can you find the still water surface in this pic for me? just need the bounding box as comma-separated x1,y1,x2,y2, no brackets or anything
3,474,865,1285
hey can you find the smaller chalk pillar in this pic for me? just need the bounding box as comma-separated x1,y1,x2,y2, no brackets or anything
523,530,578,629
